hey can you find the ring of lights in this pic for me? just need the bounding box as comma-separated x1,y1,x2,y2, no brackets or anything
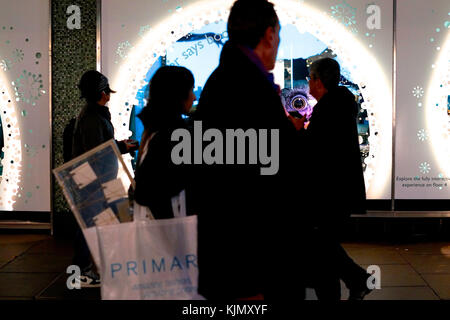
109,0,392,198
426,33,450,177
0,72,22,210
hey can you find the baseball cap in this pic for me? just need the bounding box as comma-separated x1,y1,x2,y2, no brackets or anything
78,70,116,100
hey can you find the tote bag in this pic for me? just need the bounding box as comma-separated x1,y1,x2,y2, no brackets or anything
96,215,203,300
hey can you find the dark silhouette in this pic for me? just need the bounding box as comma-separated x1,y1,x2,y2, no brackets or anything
71,70,138,287
301,58,370,300
192,0,303,300
134,66,196,219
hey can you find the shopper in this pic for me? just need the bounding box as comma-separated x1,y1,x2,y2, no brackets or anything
71,70,138,287
301,58,371,300
134,66,196,220
192,0,304,300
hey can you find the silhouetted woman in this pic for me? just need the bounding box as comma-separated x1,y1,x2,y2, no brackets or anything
134,66,196,219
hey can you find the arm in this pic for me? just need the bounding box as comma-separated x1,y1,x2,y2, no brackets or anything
78,115,109,152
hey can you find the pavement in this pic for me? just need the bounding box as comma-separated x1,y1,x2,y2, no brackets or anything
0,233,449,300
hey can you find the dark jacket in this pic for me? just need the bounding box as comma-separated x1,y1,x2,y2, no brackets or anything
301,86,366,227
192,42,301,299
72,102,127,159
63,117,77,163
134,118,190,220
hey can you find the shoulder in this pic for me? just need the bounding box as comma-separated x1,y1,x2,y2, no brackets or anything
146,131,172,153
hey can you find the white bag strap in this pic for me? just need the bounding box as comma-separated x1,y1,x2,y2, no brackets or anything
171,189,187,218
138,131,157,167
133,131,157,222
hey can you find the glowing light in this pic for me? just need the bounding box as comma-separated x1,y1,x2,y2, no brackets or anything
0,72,22,210
426,32,450,177
109,0,392,198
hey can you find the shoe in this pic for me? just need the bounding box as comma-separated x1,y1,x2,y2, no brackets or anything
348,272,374,300
348,287,372,300
79,274,101,288
78,269,101,288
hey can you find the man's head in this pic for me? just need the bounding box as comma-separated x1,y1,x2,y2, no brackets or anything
78,70,116,106
228,0,280,71
308,58,341,101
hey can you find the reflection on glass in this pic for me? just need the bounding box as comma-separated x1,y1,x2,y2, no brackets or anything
131,21,370,171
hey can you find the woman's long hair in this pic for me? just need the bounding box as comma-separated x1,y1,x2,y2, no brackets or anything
137,66,194,162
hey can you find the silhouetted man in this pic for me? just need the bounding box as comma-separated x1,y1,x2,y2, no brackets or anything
193,0,303,299
302,58,370,300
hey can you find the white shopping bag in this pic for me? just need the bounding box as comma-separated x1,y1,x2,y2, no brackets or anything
96,215,203,300
133,201,155,221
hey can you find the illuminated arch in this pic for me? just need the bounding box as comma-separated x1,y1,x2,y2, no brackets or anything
0,72,22,210
109,0,392,198
426,32,450,178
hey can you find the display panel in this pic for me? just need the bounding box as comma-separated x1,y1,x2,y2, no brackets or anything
0,0,50,211
396,0,450,199
102,0,394,200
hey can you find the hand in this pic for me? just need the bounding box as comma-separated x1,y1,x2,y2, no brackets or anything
288,114,308,131
122,139,139,152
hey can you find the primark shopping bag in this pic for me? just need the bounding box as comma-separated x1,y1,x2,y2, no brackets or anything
96,215,203,300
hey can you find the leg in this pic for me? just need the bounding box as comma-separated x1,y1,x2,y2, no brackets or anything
314,276,341,301
306,228,342,301
335,243,370,291
72,226,92,273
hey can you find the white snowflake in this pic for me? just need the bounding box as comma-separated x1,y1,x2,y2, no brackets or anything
412,86,424,98
13,70,46,106
417,129,428,141
419,162,431,174
12,49,24,63
331,0,357,33
116,41,132,59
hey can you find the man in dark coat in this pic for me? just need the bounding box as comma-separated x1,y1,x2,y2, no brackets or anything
302,58,370,300
192,0,304,299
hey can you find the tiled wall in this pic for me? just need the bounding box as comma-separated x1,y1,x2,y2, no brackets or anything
51,0,97,214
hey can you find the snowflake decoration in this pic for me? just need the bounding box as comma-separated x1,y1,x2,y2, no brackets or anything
138,25,151,38
330,1,358,33
12,70,46,106
116,41,132,59
412,86,424,98
0,59,12,71
419,162,431,174
417,129,428,141
12,49,24,63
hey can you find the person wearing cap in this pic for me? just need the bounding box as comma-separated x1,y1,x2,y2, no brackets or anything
72,70,137,158
70,70,138,287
